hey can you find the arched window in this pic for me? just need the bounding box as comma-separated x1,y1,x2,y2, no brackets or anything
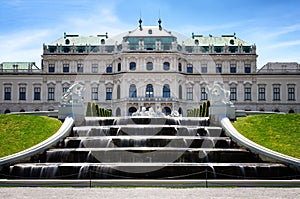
288,109,295,113
163,84,170,98
128,107,137,116
116,107,121,116
117,63,121,72
145,84,154,97
163,107,172,116
178,63,182,72
129,84,137,98
4,109,10,114
179,85,182,99
163,62,170,71
117,85,120,99
146,62,153,71
129,62,136,71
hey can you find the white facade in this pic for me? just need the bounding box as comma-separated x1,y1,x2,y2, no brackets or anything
0,22,299,115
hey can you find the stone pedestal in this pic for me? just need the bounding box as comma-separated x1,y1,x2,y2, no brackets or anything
58,104,85,125
209,103,236,125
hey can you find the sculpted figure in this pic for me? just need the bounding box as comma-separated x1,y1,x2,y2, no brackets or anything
61,83,85,105
207,83,231,105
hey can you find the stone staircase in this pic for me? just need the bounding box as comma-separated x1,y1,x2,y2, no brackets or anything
3,116,299,180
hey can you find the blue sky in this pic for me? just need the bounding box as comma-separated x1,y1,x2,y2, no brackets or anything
1,0,300,68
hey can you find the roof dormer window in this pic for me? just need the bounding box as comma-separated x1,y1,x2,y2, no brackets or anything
148,29,152,34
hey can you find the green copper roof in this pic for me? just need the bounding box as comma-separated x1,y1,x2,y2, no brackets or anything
0,62,39,70
51,33,108,46
184,35,250,46
49,27,252,47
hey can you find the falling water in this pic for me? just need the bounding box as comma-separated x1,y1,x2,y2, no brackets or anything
39,164,59,178
78,164,89,178
207,163,217,179
199,150,209,162
238,166,246,178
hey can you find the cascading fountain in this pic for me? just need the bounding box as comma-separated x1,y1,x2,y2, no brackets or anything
2,111,298,180
1,83,298,181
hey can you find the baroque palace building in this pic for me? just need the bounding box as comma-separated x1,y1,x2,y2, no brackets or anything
0,20,299,116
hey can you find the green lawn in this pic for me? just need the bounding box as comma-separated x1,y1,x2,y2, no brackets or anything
0,114,62,158
232,114,300,159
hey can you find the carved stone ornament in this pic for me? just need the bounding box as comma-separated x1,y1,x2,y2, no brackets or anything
60,83,85,106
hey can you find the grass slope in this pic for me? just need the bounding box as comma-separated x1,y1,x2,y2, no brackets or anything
232,114,300,159
0,115,62,158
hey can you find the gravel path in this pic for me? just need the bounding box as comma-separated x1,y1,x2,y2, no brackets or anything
0,187,299,199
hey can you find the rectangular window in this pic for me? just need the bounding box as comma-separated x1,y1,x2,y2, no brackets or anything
106,65,112,73
48,64,55,73
92,64,98,73
230,87,237,101
92,87,98,100
187,64,193,73
63,64,69,73
106,87,112,100
77,64,83,73
273,87,280,101
19,87,26,100
34,87,41,100
230,64,236,73
201,64,207,73
216,64,222,73
4,87,11,100
258,87,265,101
244,87,251,101
63,87,69,93
48,87,55,100
288,87,295,101
201,87,207,100
244,64,251,73
186,87,193,100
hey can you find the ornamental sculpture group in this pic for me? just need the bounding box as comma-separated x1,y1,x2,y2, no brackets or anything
132,107,181,117
59,82,235,122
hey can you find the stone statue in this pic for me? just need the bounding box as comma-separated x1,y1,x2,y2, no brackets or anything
170,110,180,117
138,40,144,50
207,83,231,105
207,83,236,122
61,83,85,106
156,107,166,117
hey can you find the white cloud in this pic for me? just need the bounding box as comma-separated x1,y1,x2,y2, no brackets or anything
0,29,52,65
266,40,300,49
0,3,131,67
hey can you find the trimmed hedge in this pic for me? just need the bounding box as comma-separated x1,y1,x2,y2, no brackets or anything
187,100,210,117
86,102,112,117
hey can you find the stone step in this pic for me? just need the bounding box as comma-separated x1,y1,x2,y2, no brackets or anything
45,148,254,163
63,136,232,148
84,117,210,126
72,126,223,137
8,162,295,179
